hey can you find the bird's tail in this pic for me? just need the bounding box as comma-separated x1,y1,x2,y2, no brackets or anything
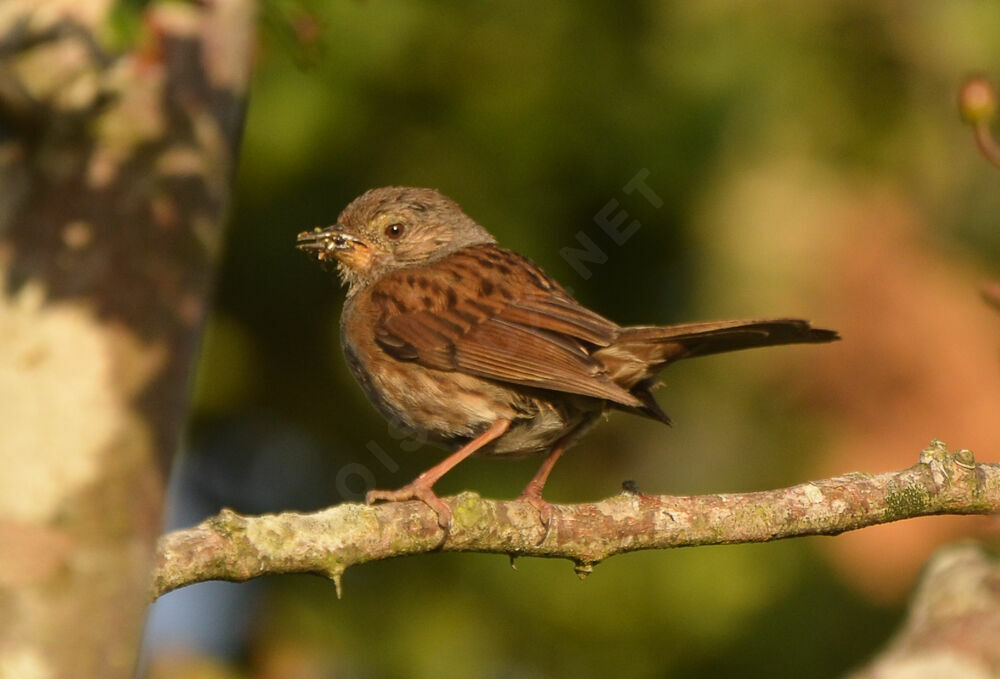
594,318,839,424
617,318,838,364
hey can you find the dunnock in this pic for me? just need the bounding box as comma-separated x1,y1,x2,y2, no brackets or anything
297,187,838,530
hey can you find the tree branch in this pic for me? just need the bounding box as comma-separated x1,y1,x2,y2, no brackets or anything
152,440,999,599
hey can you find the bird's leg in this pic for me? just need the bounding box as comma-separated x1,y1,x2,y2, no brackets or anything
366,418,512,530
517,436,571,539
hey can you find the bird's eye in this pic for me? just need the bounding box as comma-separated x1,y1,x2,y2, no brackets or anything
384,223,405,240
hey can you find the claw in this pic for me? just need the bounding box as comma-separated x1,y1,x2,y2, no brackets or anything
516,436,570,545
517,488,555,545
361,419,513,541
366,484,453,531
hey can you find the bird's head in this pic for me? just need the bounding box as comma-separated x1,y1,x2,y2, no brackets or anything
296,186,495,293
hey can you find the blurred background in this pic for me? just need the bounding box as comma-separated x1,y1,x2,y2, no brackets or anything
143,1,1000,677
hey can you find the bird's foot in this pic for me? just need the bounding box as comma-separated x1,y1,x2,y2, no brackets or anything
517,484,555,544
366,483,453,532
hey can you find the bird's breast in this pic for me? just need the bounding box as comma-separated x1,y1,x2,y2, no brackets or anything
341,297,514,437
340,295,602,455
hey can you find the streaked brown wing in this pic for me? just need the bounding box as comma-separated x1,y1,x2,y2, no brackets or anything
371,245,641,407
499,295,617,347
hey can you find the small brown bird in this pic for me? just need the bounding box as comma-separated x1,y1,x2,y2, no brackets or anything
297,187,838,530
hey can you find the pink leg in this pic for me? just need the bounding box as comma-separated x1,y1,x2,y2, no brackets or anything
517,437,571,535
367,418,512,529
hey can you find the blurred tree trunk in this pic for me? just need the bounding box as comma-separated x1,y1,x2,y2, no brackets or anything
0,1,254,677
849,544,1000,679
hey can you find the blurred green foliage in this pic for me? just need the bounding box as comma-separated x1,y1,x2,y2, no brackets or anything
177,1,1000,677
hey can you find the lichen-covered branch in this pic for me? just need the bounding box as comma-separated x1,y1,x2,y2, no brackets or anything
153,440,999,599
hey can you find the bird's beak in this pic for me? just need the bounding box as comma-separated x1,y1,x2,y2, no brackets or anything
296,224,365,261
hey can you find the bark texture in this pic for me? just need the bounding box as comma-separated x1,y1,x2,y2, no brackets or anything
153,441,999,599
0,1,253,676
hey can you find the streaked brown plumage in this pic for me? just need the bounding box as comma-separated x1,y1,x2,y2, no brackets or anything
297,186,838,530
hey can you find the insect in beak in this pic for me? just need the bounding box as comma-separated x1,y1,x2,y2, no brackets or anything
296,225,365,260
